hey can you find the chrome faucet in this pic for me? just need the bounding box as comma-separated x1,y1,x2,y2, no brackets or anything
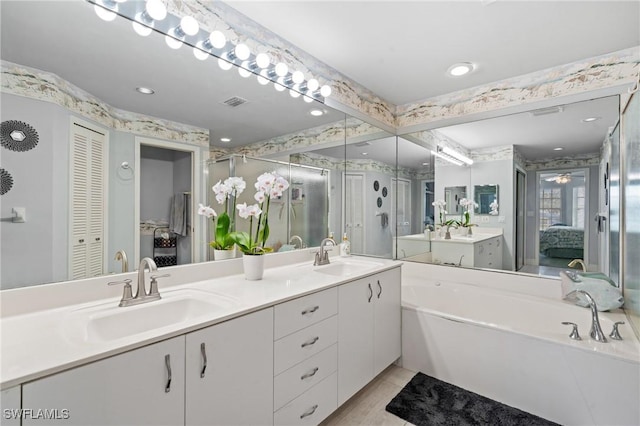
571,289,607,342
108,257,168,307
568,259,587,272
114,250,129,273
314,238,336,266
289,235,305,249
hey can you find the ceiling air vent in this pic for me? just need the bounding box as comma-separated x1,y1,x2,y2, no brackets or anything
221,96,248,107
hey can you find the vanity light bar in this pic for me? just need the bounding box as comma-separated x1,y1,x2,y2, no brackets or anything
430,150,464,166
441,146,473,165
87,0,331,101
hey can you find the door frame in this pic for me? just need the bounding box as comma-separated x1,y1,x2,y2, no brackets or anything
134,136,201,265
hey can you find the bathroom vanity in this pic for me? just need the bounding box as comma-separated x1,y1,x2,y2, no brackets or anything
430,232,503,268
0,251,400,426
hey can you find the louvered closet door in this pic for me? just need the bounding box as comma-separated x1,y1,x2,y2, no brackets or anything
345,174,364,254
70,123,105,279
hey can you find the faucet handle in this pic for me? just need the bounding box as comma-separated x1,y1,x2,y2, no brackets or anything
149,274,170,297
609,321,625,340
108,279,134,305
561,321,582,340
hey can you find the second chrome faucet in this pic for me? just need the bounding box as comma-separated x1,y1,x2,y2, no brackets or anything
108,257,169,307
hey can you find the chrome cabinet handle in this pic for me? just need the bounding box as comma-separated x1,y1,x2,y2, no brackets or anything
368,283,372,303
200,343,207,378
377,280,382,299
164,354,172,393
300,404,319,419
301,336,319,348
301,306,320,316
300,367,319,380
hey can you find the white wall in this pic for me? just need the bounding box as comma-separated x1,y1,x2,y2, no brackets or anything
1,94,69,289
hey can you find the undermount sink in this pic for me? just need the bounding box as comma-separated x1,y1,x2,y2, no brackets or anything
67,289,237,343
313,259,384,277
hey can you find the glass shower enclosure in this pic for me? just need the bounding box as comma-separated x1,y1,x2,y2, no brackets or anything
206,155,330,260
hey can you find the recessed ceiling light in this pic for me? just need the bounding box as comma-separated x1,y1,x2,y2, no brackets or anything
422,162,430,166
554,147,564,151
361,152,368,156
447,62,475,77
220,137,231,143
582,117,600,123
309,109,325,117
136,87,155,95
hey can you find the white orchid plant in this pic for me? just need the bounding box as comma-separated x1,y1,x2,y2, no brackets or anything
459,198,479,227
197,177,246,250
432,199,447,226
230,172,289,255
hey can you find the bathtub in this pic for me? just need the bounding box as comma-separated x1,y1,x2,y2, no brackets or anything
401,269,640,426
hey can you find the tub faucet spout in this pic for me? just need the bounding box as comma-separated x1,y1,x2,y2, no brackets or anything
572,289,607,343
568,259,587,272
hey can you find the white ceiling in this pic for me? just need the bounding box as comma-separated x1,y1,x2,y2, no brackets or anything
225,0,640,106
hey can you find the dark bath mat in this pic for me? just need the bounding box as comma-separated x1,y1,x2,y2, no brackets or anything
385,372,559,426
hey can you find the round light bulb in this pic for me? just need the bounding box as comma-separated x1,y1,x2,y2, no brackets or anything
255,53,270,69
234,44,251,61
303,95,314,103
132,20,152,36
306,78,319,92
218,57,233,71
320,85,332,98
291,71,305,85
165,35,182,49
274,77,286,92
275,62,288,77
238,65,252,78
145,0,167,21
289,89,301,98
257,70,270,85
180,16,199,36
208,31,226,49
193,44,209,61
94,4,116,21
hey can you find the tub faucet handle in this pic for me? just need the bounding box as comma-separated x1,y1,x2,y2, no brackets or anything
561,321,582,340
609,321,625,340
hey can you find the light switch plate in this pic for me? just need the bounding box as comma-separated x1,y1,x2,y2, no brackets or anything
498,216,506,223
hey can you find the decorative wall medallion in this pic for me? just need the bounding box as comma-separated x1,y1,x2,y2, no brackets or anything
0,168,14,195
373,180,380,191
382,187,388,197
1,120,39,152
377,197,383,208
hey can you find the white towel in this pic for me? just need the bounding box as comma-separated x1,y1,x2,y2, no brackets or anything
169,193,189,236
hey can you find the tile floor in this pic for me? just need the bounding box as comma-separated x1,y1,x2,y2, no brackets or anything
320,365,417,426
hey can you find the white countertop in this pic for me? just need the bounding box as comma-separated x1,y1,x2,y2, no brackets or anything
431,232,501,244
0,255,400,389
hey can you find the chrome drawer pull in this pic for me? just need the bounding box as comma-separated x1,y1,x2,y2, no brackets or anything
301,336,319,348
300,367,319,380
301,306,320,316
368,283,373,303
164,354,172,393
300,404,319,419
200,342,207,378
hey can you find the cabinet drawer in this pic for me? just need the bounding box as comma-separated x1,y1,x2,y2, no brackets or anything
274,287,337,339
274,344,337,411
274,373,337,426
274,315,337,375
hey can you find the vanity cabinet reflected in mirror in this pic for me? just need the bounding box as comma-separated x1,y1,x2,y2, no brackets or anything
0,1,358,289
396,95,621,279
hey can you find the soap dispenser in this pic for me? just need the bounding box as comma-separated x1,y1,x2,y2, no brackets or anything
339,233,351,257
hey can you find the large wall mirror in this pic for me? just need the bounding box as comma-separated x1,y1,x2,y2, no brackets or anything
0,1,395,289
396,95,621,280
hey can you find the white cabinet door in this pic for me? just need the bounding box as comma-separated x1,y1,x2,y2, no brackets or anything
373,268,402,376
337,276,374,405
185,308,274,426
1,386,21,426
22,336,185,426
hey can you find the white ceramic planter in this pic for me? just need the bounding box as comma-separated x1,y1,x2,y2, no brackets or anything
214,247,236,260
242,254,265,280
